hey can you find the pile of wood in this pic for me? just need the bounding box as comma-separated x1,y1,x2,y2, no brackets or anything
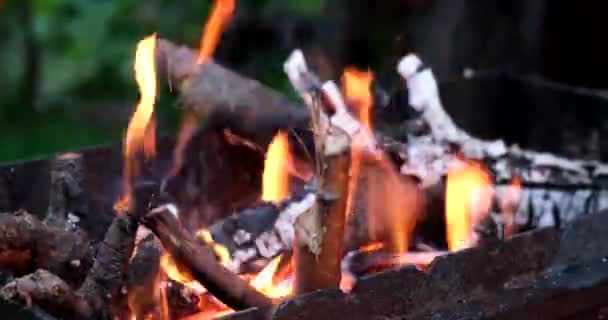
1,36,608,320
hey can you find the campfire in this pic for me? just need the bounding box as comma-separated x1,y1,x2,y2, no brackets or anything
2,1,608,319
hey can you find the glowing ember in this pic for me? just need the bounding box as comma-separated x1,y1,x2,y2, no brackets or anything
500,176,522,239
197,0,236,64
359,242,384,253
262,131,290,202
445,159,493,251
115,34,158,212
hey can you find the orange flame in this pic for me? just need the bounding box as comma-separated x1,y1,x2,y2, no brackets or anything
160,253,206,292
116,34,158,212
262,131,290,202
197,0,236,64
445,159,493,251
342,68,373,128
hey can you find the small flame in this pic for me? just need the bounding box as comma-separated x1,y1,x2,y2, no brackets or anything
262,131,290,202
115,34,158,212
197,0,236,64
251,256,292,298
196,229,231,266
445,159,493,251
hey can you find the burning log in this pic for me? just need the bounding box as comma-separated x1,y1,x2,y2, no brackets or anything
155,39,310,142
142,203,274,310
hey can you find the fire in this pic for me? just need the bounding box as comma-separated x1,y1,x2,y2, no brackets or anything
197,0,236,64
196,229,231,266
250,256,292,298
262,131,290,202
116,34,158,212
160,253,205,292
343,67,419,254
445,159,493,251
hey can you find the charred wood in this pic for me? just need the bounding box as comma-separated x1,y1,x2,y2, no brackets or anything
0,270,91,320
0,210,92,286
44,153,86,230
155,39,310,143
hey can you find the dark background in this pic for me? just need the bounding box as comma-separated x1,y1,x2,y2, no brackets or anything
1,0,607,162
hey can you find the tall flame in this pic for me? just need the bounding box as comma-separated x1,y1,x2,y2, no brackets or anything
445,159,493,251
197,0,236,64
262,131,290,202
116,34,158,212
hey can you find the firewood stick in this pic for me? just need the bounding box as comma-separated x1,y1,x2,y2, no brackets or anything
285,49,360,293
154,39,310,140
142,203,273,310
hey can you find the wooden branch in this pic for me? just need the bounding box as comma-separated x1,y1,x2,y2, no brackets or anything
142,204,273,310
155,39,310,141
0,270,92,319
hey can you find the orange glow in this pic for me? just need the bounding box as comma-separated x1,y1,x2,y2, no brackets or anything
115,34,158,212
445,160,493,251
197,0,236,64
262,131,290,202
500,176,522,239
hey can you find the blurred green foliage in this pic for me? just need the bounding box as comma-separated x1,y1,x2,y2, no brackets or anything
0,0,324,162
